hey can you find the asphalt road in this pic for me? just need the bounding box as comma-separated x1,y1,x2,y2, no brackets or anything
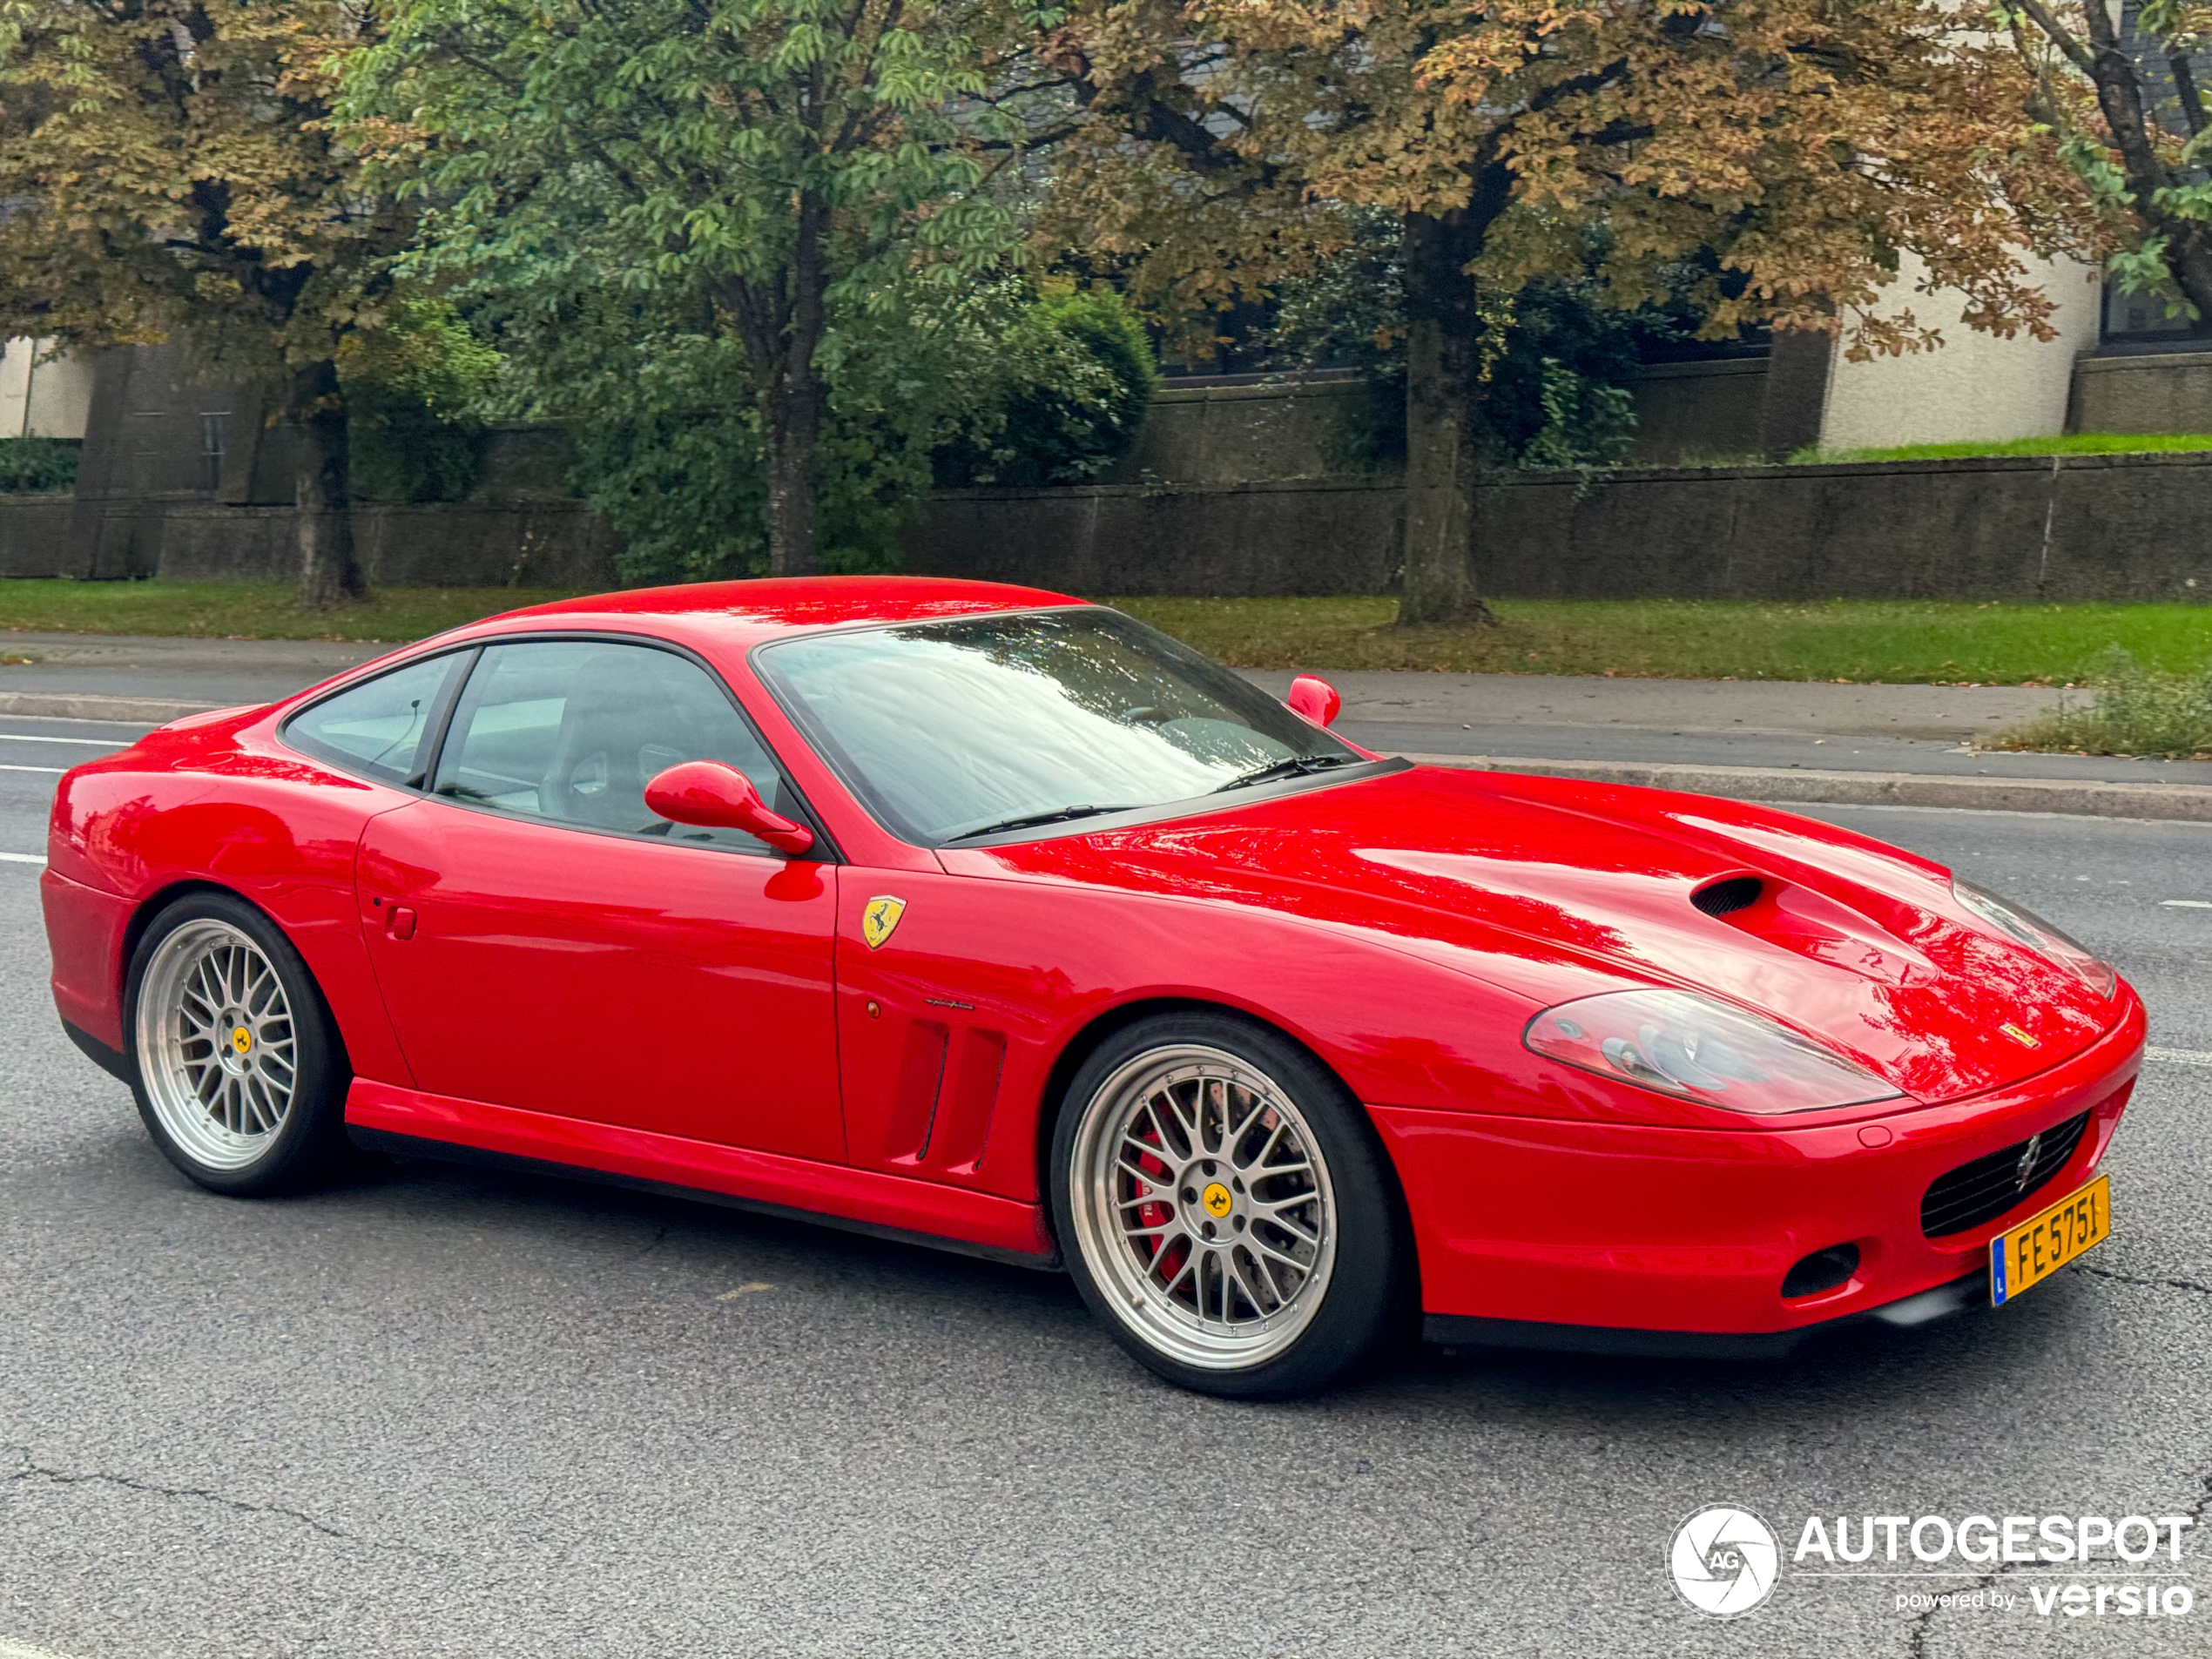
0,720,2208,1657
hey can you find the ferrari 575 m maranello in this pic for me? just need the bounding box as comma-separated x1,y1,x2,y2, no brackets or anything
44,578,2142,1395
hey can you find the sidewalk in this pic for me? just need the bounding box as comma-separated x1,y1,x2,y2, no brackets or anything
3,632,2207,820
1239,670,2212,819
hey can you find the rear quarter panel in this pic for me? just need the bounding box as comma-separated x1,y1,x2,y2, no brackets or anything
47,717,414,1084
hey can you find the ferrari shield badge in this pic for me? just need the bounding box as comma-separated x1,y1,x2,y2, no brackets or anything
861,895,907,950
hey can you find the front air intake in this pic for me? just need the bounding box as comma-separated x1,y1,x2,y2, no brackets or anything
1692,876,1764,919
1920,1111,2090,1238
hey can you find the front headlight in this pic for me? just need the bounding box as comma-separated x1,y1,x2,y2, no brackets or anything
1951,878,2118,1001
1522,988,1903,1115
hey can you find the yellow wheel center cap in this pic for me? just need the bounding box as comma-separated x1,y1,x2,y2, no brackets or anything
1201,1182,1233,1218
231,1027,252,1056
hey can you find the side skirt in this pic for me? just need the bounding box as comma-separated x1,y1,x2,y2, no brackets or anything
344,1078,1061,1272
63,1018,134,1086
1423,1271,1987,1361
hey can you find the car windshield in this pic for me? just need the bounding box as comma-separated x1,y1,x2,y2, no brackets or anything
756,608,1362,844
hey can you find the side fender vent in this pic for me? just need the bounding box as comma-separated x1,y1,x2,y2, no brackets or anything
1692,876,1764,919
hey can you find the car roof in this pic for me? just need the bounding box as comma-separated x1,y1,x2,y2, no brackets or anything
484,576,1085,649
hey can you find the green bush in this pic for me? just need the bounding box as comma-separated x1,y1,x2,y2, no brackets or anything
339,300,503,502
536,280,1159,584
1992,647,2212,758
933,288,1160,487
0,435,80,493
1258,206,1681,473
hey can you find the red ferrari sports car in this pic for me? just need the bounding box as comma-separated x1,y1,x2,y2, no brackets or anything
43,578,2142,1396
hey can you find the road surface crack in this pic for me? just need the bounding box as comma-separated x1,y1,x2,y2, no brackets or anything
2,1442,451,1562
2072,1264,2212,1298
1898,1457,2212,1659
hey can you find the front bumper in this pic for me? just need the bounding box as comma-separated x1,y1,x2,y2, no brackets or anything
1374,996,2143,1349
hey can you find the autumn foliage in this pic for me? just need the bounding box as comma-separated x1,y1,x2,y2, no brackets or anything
1049,0,2098,620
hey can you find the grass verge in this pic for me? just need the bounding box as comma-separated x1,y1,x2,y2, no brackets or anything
0,580,581,642
1109,597,2212,685
10,583,2212,697
1800,432,2212,465
1989,651,2212,759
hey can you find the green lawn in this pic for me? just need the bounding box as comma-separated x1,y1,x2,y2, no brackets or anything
1801,432,2212,465
1109,597,2212,685
5,582,2212,690
0,581,580,643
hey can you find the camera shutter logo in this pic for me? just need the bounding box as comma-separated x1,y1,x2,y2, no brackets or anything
1669,1505,1780,1617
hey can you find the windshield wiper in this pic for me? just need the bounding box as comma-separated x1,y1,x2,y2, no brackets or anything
1212,753,1361,793
944,805,1141,843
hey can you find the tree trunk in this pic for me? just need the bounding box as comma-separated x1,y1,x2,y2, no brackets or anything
292,359,361,609
2073,3,2212,322
1395,210,1496,629
763,363,821,578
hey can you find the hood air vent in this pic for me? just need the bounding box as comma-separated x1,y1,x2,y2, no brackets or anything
1692,876,1764,919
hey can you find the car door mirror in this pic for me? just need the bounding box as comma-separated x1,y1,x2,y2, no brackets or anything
1286,675,1341,728
644,760,814,856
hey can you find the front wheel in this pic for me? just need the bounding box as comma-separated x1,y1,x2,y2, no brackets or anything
1050,1012,1411,1399
125,892,351,1196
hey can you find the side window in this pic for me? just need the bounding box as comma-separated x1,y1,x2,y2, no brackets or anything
430,640,797,853
282,653,461,786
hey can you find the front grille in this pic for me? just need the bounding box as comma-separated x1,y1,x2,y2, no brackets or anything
1920,1110,2090,1238
1692,876,1764,919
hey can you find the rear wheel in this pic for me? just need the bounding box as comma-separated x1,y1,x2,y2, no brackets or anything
125,892,350,1196
1051,1011,1409,1398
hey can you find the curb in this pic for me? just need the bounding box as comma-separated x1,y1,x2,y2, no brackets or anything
0,691,224,725
1400,752,2212,824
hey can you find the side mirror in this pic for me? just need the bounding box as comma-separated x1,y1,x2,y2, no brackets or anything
644,760,814,856
1286,674,1341,728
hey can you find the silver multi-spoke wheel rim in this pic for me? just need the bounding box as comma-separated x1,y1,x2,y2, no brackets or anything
136,921,299,1172
1069,1044,1338,1372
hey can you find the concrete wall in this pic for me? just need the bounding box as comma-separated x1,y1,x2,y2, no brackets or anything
2071,351,2212,433
1819,252,2104,452
0,339,95,440
908,478,1400,596
1626,359,1768,464
0,498,78,574
1110,375,1376,482
12,453,2212,602
16,499,615,587
908,452,2212,603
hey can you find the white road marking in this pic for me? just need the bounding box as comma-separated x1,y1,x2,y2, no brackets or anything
2161,899,2212,909
0,764,64,774
0,1640,92,1659
2147,1046,2212,1069
0,853,44,866
0,733,126,746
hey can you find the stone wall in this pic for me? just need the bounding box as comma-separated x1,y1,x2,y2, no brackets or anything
907,478,1401,596
0,497,78,577
17,499,615,588
2070,351,2212,434
907,451,2212,602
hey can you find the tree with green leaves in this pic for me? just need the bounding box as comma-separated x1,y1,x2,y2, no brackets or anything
347,0,1067,577
0,0,408,604
1048,1,2089,624
2001,3,2212,321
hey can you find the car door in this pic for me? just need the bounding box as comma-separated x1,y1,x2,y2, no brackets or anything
354,636,843,1163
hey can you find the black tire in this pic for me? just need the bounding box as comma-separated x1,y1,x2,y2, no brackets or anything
1049,1010,1412,1399
123,890,352,1197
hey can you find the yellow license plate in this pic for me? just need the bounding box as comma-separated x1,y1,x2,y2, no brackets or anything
1991,1174,2110,1307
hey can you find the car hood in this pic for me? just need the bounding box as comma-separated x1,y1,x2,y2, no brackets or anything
947,764,2126,1104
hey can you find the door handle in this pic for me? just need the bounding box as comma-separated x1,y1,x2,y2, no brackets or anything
385,905,417,941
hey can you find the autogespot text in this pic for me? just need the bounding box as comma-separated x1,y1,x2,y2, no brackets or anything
1797,1514,2196,1619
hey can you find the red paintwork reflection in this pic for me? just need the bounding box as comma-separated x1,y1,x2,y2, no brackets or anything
970,766,2121,1106
38,576,2146,1339
357,799,843,1163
